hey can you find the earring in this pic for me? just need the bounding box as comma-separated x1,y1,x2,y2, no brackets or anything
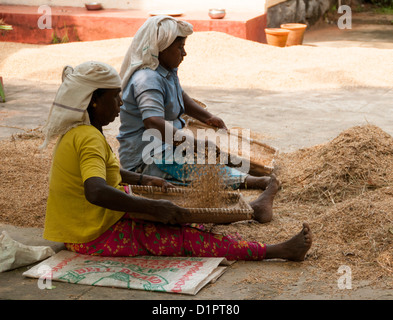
93,103,97,108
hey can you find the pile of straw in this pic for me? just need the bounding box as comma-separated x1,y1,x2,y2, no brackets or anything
275,124,393,282
310,186,393,279
276,124,393,205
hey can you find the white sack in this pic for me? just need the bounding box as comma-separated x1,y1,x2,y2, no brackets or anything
23,250,229,295
0,231,55,272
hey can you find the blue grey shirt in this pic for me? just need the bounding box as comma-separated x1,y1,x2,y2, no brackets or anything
117,65,185,171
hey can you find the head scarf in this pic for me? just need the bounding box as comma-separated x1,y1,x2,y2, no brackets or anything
119,15,193,90
41,61,121,148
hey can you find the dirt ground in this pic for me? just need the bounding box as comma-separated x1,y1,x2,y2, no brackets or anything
0,14,393,300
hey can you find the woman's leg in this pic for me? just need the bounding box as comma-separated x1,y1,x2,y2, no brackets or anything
240,175,272,190
65,218,312,261
66,219,266,261
248,174,281,223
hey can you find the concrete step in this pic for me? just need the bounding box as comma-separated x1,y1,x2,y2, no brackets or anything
0,5,267,44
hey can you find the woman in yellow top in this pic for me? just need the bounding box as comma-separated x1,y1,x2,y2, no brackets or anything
42,60,312,261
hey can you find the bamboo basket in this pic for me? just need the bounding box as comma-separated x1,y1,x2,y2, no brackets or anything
184,118,278,176
181,98,278,175
129,185,253,224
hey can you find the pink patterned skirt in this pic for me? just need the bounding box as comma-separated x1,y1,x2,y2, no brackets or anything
65,215,266,261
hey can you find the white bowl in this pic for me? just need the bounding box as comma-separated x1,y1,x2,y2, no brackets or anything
208,9,226,19
85,3,102,10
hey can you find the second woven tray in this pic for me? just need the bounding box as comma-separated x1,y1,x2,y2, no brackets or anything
129,185,253,224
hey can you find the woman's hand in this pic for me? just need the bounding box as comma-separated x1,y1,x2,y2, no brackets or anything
153,200,189,224
143,176,175,192
205,115,227,130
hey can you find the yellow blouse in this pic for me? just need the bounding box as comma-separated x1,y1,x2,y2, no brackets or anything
43,125,125,243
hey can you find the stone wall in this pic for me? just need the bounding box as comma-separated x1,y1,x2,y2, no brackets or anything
267,0,336,27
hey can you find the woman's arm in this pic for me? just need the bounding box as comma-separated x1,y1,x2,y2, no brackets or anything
119,169,142,185
143,116,178,145
183,91,227,129
84,176,187,224
143,116,218,155
143,116,197,149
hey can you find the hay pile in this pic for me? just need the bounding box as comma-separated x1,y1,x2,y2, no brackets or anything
277,124,393,205
277,124,393,282
311,186,393,278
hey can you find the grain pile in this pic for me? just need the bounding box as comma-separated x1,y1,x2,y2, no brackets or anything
1,32,392,90
0,129,52,228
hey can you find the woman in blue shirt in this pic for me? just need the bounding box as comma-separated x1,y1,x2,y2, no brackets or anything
118,16,273,191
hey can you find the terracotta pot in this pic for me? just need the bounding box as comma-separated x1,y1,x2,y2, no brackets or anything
280,23,307,46
264,28,290,47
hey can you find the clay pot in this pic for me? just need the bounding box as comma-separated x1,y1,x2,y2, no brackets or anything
280,23,307,46
264,28,290,47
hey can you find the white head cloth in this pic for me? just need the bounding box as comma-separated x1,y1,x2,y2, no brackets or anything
119,15,193,90
41,61,121,148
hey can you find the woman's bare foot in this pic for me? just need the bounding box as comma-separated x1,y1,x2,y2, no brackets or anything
249,174,281,223
265,223,313,261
